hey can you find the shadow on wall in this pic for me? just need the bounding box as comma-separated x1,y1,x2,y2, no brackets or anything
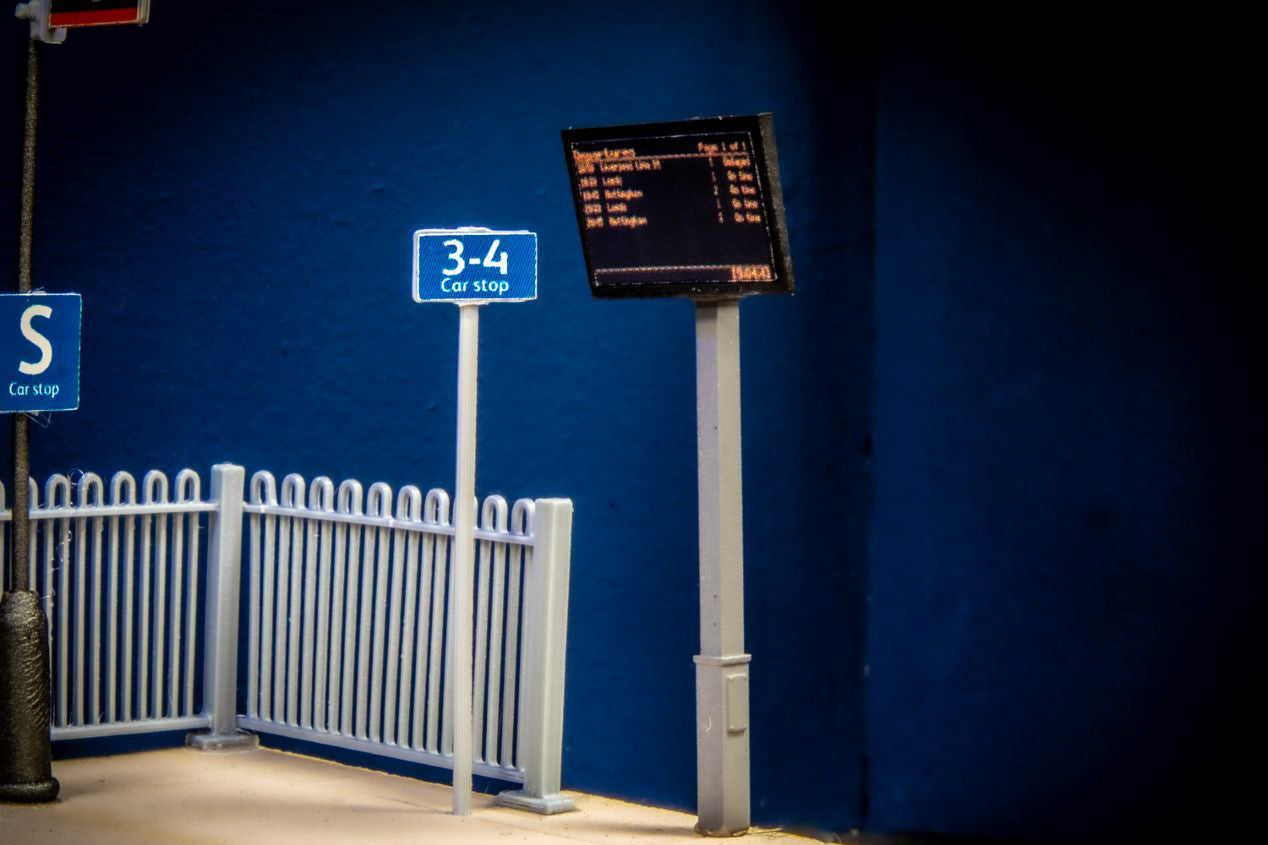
866,12,1264,845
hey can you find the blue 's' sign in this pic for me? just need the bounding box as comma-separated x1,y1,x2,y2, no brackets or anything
1,293,81,413
413,229,537,303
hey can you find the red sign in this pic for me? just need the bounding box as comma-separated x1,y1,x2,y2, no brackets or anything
48,0,149,28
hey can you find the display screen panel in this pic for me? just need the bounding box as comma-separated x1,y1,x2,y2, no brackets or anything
562,114,794,299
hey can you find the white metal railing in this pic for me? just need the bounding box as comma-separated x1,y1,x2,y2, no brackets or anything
0,468,218,740
235,470,574,811
2,463,575,813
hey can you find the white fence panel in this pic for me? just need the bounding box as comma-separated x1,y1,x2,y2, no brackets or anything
1,463,573,812
237,470,572,798
1,470,216,740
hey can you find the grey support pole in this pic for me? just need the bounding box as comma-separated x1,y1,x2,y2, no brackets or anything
0,35,59,805
693,299,750,836
187,464,257,751
449,302,479,816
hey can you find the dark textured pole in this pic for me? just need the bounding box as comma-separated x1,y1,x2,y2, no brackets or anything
1,34,59,805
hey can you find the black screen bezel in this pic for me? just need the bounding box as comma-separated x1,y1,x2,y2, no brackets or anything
562,114,795,300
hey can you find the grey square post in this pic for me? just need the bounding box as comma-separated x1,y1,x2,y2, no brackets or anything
694,299,750,835
496,498,577,814
187,463,257,750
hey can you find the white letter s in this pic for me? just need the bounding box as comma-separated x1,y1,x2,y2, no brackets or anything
19,304,53,375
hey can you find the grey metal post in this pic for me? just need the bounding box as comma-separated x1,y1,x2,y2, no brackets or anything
187,463,257,750
693,299,750,836
449,302,479,815
496,498,577,815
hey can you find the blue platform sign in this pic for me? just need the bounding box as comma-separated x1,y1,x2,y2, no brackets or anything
412,229,537,303
1,293,81,413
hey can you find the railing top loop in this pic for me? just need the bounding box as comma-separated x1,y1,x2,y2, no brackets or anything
27,477,37,509
511,498,535,536
424,488,451,526
249,470,278,506
366,482,393,518
280,473,306,509
45,473,73,507
336,479,364,515
174,468,201,504
395,485,423,521
110,471,137,504
143,469,169,504
481,494,509,532
76,472,105,507
310,476,336,512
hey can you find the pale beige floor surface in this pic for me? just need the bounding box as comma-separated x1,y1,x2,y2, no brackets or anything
0,747,812,844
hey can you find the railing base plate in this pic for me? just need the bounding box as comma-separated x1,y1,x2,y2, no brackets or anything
185,730,259,752
495,789,576,814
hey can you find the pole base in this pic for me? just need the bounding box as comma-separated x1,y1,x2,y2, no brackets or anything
0,777,58,803
495,789,576,815
185,730,258,751
694,822,749,837
0,591,58,804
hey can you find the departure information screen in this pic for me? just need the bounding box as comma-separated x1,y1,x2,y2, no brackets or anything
562,114,794,299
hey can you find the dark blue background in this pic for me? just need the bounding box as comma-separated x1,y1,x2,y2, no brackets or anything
3,5,1261,843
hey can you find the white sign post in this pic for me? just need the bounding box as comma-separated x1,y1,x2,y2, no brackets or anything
451,301,478,816
413,227,537,815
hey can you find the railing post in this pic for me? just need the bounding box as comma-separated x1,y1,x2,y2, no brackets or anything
496,498,576,814
187,463,257,750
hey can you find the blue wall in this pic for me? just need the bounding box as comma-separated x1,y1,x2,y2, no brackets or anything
3,0,872,833
3,6,1261,842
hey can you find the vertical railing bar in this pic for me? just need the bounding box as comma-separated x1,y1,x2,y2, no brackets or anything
259,495,278,722
368,511,392,743
109,473,134,724
426,513,451,754
89,505,105,723
247,504,262,720
473,495,505,763
338,482,364,737
410,503,438,751
327,489,351,734
37,480,51,651
312,481,334,733
485,527,508,763
106,508,120,723
285,481,305,728
500,539,526,766
55,483,71,726
169,493,186,720
354,519,374,740
383,499,409,745
473,533,491,762
183,504,201,716
273,503,292,724
395,489,422,747
444,501,474,757
152,507,169,719
258,507,276,715
122,509,135,720
73,504,87,726
73,477,107,726
137,502,152,719
299,486,321,731
253,472,278,723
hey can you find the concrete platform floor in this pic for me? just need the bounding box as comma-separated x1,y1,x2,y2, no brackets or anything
0,747,819,844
